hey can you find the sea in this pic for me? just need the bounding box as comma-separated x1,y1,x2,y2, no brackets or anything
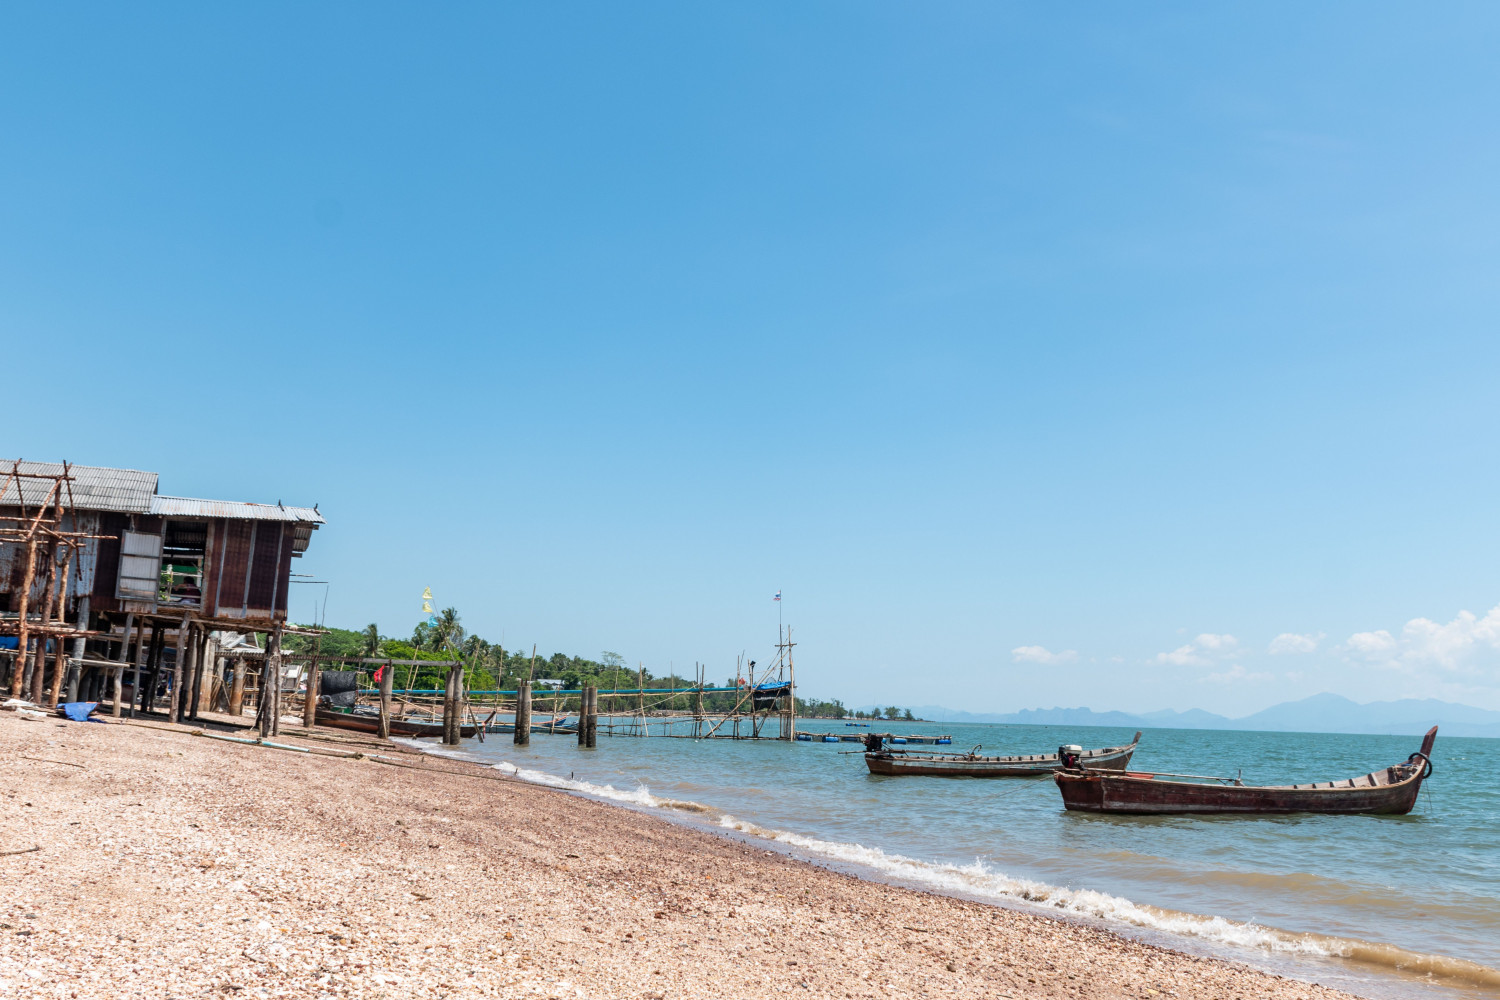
406,720,1500,999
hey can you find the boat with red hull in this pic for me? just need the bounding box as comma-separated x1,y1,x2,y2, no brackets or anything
1053,727,1437,815
865,732,1141,777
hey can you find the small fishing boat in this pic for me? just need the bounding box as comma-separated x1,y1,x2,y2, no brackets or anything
863,732,1141,777
315,708,476,739
1053,727,1437,815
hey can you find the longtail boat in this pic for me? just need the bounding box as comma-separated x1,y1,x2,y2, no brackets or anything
1053,727,1437,815
315,708,476,739
864,731,1141,777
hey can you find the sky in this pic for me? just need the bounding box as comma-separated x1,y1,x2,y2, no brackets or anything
4,4,1500,715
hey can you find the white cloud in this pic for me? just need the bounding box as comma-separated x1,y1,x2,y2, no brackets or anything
1203,664,1274,684
1268,632,1324,655
1347,630,1396,655
1154,633,1237,667
1344,603,1500,682
1011,645,1077,665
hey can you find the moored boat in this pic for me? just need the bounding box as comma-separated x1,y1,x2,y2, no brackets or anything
315,708,476,739
864,732,1141,777
1053,727,1437,815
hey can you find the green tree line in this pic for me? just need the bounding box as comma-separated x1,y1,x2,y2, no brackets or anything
285,609,860,717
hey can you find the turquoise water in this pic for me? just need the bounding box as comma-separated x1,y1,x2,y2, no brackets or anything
426,721,1499,998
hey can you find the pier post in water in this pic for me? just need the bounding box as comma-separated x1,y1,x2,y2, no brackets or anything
515,680,532,745
577,685,588,747
585,685,598,748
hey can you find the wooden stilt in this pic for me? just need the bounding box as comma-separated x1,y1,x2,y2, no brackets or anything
8,540,37,699
377,659,394,739
184,626,201,721
47,547,76,707
141,623,163,715
303,636,321,728
111,613,133,718
168,615,189,724
266,626,284,737
65,594,88,704
28,542,59,705
229,656,245,716
585,686,598,748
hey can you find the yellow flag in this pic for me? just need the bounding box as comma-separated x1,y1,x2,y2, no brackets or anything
422,600,433,613
422,587,433,600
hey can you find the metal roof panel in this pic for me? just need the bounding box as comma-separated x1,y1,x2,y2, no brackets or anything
0,459,158,513
150,495,325,523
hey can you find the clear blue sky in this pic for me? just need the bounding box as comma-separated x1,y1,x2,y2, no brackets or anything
5,4,1500,714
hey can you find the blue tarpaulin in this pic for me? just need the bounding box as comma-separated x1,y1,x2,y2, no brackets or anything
61,702,98,722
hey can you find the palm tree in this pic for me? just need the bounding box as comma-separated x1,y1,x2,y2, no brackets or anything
360,624,382,658
431,607,464,651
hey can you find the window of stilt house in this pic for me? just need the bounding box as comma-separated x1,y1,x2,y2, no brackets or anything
159,520,207,607
117,530,164,601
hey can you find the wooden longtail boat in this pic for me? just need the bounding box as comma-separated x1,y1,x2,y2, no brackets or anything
864,732,1141,777
1053,727,1437,815
315,708,476,739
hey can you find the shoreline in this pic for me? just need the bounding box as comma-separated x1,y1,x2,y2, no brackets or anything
446,738,1497,1000
3,709,1374,999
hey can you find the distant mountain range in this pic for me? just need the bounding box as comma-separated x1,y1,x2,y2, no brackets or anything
902,693,1500,738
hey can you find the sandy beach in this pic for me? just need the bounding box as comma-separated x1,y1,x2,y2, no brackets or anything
0,709,1360,1000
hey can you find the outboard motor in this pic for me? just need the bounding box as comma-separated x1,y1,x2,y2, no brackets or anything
863,732,885,753
1059,744,1083,770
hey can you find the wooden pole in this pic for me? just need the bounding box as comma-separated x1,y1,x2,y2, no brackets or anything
303,635,322,728
8,540,37,698
28,541,60,704
441,664,456,745
266,626,284,737
168,616,189,724
65,593,88,704
694,667,704,740
183,625,201,720
576,685,587,747
377,659,394,739
48,547,76,707
458,664,468,743
638,664,646,737
585,686,598,748
196,630,214,715
515,680,532,746
229,655,246,716
133,619,151,717
142,622,163,715
786,625,796,742
110,613,133,718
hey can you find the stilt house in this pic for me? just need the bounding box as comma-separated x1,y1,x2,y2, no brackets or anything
1,459,323,721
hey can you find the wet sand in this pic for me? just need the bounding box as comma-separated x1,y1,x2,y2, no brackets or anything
0,709,1362,999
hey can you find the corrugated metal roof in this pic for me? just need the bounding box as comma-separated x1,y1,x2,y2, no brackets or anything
0,459,158,513
150,495,325,524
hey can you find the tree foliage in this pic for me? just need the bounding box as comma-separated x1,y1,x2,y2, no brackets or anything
286,612,886,718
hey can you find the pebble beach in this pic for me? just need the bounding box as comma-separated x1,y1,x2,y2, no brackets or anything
0,709,1363,999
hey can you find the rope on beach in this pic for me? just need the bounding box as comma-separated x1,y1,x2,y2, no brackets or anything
20,756,86,769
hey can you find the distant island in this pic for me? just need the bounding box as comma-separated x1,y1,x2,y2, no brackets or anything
907,692,1500,739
